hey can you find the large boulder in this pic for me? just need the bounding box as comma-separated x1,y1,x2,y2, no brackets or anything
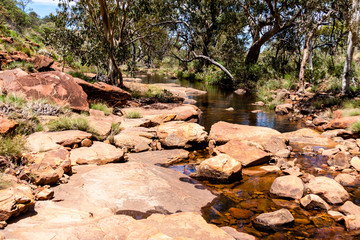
344,215,360,232
307,176,350,204
209,121,282,145
282,128,335,147
74,78,131,107
157,121,208,148
253,209,294,230
270,175,304,200
0,116,17,134
70,141,124,165
216,140,270,167
0,175,35,223
193,154,242,181
323,116,360,130
21,148,71,185
4,71,89,111
0,68,28,91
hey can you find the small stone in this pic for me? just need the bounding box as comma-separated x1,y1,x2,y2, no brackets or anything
351,157,360,171
226,107,234,111
344,215,360,231
270,175,304,199
234,89,246,95
339,201,360,216
254,209,294,230
275,149,291,158
228,207,253,219
36,188,54,200
59,178,68,184
0,221,7,229
327,152,351,170
81,138,92,147
321,148,340,157
300,194,330,211
328,211,345,221
335,173,356,186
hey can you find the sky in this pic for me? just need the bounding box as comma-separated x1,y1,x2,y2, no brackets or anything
29,0,61,18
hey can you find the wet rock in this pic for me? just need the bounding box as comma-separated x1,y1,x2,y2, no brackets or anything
283,128,335,147
157,121,208,148
215,140,270,167
22,148,71,185
70,141,124,165
260,165,281,173
4,71,89,111
0,116,17,134
234,89,246,95
327,152,351,170
75,78,131,107
254,209,294,230
275,149,291,158
339,201,360,216
300,194,330,211
270,175,304,199
344,215,360,232
310,213,334,228
275,103,293,115
193,154,242,181
351,156,360,171
307,176,350,204
127,149,189,166
36,188,54,200
0,175,35,222
220,227,256,240
228,207,253,219
328,210,345,221
323,116,360,130
209,121,282,145
335,173,357,186
282,167,303,177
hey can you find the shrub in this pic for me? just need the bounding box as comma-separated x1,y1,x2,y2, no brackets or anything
107,122,121,144
342,109,360,117
0,135,25,159
47,116,97,134
90,102,112,115
68,71,94,83
350,122,360,133
126,111,142,119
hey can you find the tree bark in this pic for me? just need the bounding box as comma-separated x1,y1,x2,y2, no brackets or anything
108,56,123,87
299,31,315,91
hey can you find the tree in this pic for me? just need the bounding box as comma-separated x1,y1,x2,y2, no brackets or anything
16,0,33,13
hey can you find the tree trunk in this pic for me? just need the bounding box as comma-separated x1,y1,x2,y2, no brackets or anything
108,57,123,87
193,52,234,81
299,32,315,91
245,43,262,66
308,39,313,70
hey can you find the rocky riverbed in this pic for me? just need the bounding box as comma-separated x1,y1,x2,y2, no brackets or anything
0,69,360,239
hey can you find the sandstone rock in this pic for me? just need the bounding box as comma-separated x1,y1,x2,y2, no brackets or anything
275,103,293,115
0,175,35,222
36,188,54,200
87,110,122,139
33,55,54,71
74,78,131,107
70,141,124,165
328,210,345,221
4,71,89,111
216,140,270,167
300,194,330,211
344,215,360,232
220,227,256,240
313,117,328,126
324,116,360,130
262,135,288,154
307,176,350,204
11,51,28,61
283,128,335,147
270,175,304,199
351,156,360,171
0,68,28,87
254,209,294,230
339,201,360,216
22,148,71,185
127,149,189,165
0,116,17,134
157,121,208,148
234,89,246,95
321,148,340,157
327,152,351,170
335,173,357,186
114,130,153,152
228,207,253,219
275,149,291,158
209,121,282,145
252,101,265,106
81,138,92,147
193,154,242,181
322,129,353,138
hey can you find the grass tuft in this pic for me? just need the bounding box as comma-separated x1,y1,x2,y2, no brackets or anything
90,102,112,115
47,116,97,134
350,122,360,133
0,135,25,159
126,111,142,119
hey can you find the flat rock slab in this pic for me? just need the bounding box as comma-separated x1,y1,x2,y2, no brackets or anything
127,149,189,165
283,128,336,147
50,162,216,214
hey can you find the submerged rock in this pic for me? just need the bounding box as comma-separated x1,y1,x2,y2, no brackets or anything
193,154,242,181
254,209,294,230
270,175,304,200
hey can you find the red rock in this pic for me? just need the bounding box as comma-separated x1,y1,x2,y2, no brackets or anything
33,55,54,71
216,140,270,167
0,68,28,87
10,51,29,61
324,116,360,130
0,116,17,134
0,37,13,44
74,78,131,107
4,71,89,111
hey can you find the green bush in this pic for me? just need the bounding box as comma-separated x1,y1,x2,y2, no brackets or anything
90,102,112,115
47,116,97,134
126,111,142,119
68,71,94,83
0,135,25,159
107,122,121,144
350,122,360,133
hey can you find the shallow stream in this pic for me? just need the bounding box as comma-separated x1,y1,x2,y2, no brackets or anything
137,73,359,239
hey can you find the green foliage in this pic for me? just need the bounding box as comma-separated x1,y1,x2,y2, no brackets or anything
0,93,27,107
68,71,94,83
107,122,121,144
342,109,360,117
0,135,25,159
126,111,142,119
312,97,342,109
90,102,112,115
47,116,96,134
14,116,43,135
3,60,34,72
350,122,360,133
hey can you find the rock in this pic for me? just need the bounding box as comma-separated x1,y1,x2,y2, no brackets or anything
81,138,92,147
313,117,328,126
70,141,124,165
252,101,265,106
282,167,303,177
339,201,360,216
87,110,122,139
270,175,304,199
157,121,208,148
283,128,335,147
327,152,351,170
0,69,28,88
300,194,330,211
209,121,282,145
33,55,54,71
36,188,54,200
113,129,153,152
344,215,360,232
324,116,360,130
262,135,288,154
228,207,253,219
234,89,246,95
260,165,281,173
11,51,29,61
254,209,294,230
22,148,71,185
193,154,242,181
0,175,35,222
26,130,92,152
321,148,340,157
216,140,270,167
4,71,89,111
0,116,17,134
335,173,357,186
220,227,256,240
74,78,131,107
127,149,189,166
275,149,291,158
351,156,360,171
275,103,293,115
322,129,353,138
307,176,350,204
225,107,234,111
328,211,345,221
